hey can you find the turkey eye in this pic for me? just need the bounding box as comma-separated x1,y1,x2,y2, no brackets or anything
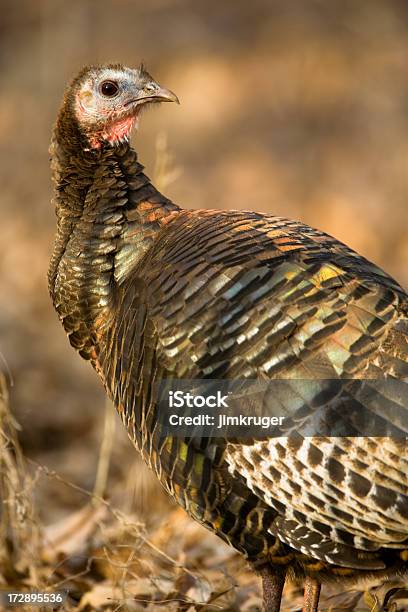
100,80,119,97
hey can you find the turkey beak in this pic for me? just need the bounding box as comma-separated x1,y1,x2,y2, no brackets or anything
136,85,180,105
152,86,180,104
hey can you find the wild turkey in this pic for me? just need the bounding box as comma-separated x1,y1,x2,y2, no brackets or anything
49,64,408,611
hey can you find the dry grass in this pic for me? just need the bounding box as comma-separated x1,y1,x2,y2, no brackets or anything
0,373,43,596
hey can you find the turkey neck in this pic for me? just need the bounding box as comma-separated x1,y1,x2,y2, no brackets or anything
49,134,179,360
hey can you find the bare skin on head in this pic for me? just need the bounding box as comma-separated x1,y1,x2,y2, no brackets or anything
64,63,178,150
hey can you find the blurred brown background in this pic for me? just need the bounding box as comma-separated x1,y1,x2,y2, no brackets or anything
1,0,408,559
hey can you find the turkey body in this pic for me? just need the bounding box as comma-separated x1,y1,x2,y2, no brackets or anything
49,68,408,602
